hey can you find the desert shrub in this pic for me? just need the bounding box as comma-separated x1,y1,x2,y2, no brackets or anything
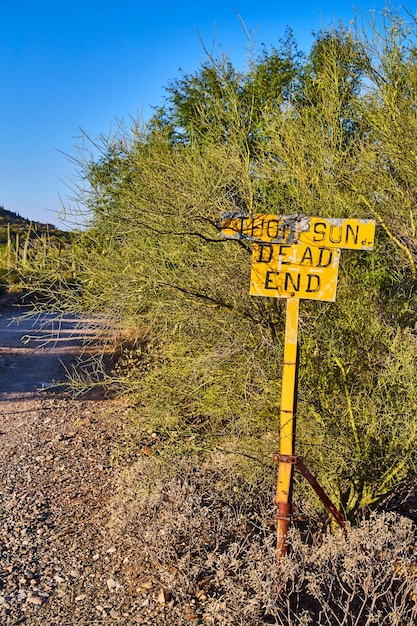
281,514,417,625
108,454,417,625
47,9,417,519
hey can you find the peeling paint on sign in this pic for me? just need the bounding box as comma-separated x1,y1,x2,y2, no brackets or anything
220,212,311,245
220,212,375,250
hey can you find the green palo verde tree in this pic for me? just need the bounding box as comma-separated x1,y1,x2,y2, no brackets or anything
295,13,417,518
36,10,417,522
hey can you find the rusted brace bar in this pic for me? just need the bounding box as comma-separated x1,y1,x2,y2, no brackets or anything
272,453,346,529
296,458,346,529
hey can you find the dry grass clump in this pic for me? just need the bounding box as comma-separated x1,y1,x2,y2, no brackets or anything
280,514,417,625
108,454,417,625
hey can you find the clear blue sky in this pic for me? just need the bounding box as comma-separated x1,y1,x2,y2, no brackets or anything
1,1,381,227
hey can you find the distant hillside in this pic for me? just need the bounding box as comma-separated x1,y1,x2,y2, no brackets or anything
0,206,71,245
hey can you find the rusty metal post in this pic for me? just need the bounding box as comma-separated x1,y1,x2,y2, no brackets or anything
275,297,299,557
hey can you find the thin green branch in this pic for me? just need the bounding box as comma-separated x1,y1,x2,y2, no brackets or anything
333,356,361,453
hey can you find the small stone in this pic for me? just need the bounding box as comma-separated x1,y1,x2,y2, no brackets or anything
110,608,120,618
196,589,207,601
26,595,44,606
139,579,153,592
75,594,86,602
16,591,27,601
52,575,65,584
157,588,172,605
106,578,119,591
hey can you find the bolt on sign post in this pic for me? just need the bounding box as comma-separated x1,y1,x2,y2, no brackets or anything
220,212,376,558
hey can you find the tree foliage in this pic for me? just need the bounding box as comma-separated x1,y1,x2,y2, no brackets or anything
33,8,417,521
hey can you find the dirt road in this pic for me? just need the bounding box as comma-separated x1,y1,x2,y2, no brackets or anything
0,306,100,394
0,304,178,625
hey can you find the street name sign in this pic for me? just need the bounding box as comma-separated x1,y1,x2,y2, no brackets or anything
220,212,375,250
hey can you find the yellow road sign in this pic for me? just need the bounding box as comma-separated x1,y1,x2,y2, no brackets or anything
219,210,376,555
221,212,375,250
250,242,340,301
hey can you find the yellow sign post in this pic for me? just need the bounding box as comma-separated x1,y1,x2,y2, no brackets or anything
275,296,299,557
220,212,376,557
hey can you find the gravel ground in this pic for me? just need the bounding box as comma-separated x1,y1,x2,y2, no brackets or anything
0,392,192,625
0,301,192,625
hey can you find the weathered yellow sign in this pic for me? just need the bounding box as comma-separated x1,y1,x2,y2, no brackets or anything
221,212,375,250
250,242,340,301
219,211,377,550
